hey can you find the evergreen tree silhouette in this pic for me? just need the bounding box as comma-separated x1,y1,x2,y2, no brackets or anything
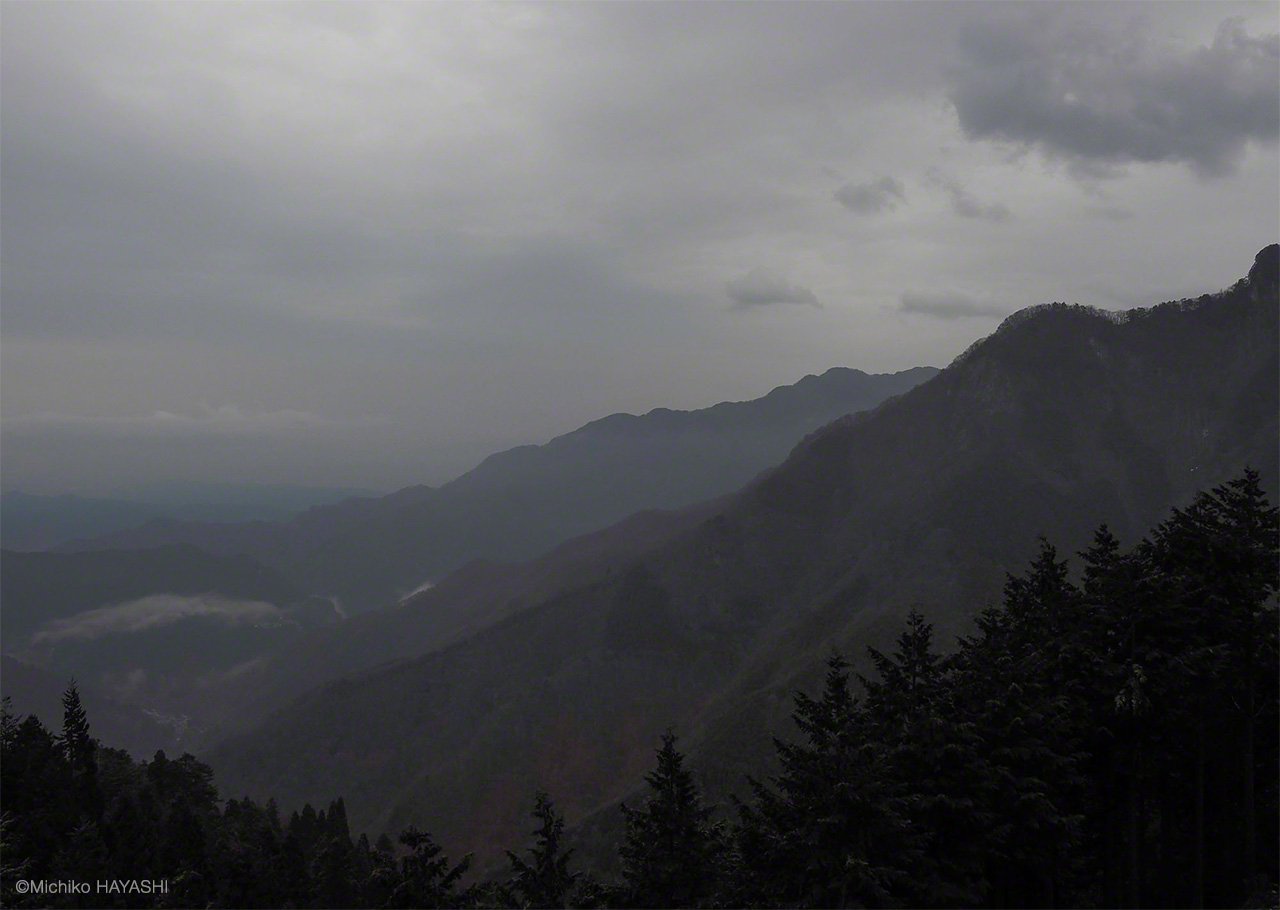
506,790,579,908
59,681,100,822
386,825,471,909
619,730,722,908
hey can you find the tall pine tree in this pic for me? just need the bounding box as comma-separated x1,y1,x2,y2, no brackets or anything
506,790,579,909
619,730,722,908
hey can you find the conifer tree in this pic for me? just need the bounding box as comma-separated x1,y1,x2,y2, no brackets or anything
860,614,996,907
59,682,92,759
327,797,350,843
0,811,31,908
861,609,942,727
0,696,17,753
951,543,1088,907
0,472,1273,910
506,790,579,908
619,730,722,908
386,825,471,909
58,681,99,821
737,653,917,907
1146,468,1280,904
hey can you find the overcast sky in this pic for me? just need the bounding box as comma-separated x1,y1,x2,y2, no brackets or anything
2,2,1277,495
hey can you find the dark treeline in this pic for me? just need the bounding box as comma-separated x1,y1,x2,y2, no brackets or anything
2,470,1275,909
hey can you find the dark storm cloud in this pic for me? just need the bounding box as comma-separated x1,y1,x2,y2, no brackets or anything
900,292,1009,320
726,268,820,310
948,16,1280,177
834,177,906,214
925,169,1012,222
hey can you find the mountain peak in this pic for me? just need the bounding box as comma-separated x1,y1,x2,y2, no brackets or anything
950,244,1278,371
1249,243,1279,289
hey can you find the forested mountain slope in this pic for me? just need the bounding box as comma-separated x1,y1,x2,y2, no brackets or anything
0,546,339,750
0,545,302,646
61,367,936,612
209,246,1278,871
188,500,725,743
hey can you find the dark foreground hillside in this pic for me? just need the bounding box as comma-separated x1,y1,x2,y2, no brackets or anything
207,246,1278,881
3,468,1275,908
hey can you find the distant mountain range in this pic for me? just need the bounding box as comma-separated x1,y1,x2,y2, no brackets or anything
206,245,1279,871
58,366,938,612
0,483,380,551
1,364,937,751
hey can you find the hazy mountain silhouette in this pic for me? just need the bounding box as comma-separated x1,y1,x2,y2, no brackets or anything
62,367,937,611
0,484,378,551
208,245,1278,870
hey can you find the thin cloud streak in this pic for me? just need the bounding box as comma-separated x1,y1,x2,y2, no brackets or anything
32,594,284,644
926,168,1012,222
727,268,821,310
3,406,383,438
900,292,1011,320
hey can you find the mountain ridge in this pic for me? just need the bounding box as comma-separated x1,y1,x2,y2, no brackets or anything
59,366,938,611
207,245,1277,870
0,484,380,551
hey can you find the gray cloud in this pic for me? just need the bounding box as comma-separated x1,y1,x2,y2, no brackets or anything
0,3,1274,495
951,193,1012,222
949,16,1280,177
1089,206,1136,222
900,292,1010,320
726,268,821,310
926,168,1012,222
834,176,906,214
32,594,284,643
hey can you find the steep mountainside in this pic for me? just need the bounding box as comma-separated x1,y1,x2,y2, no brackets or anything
0,546,344,746
187,500,725,743
208,246,1278,869
0,544,304,646
63,368,937,612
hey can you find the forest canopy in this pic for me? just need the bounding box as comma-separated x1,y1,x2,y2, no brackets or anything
2,470,1276,909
